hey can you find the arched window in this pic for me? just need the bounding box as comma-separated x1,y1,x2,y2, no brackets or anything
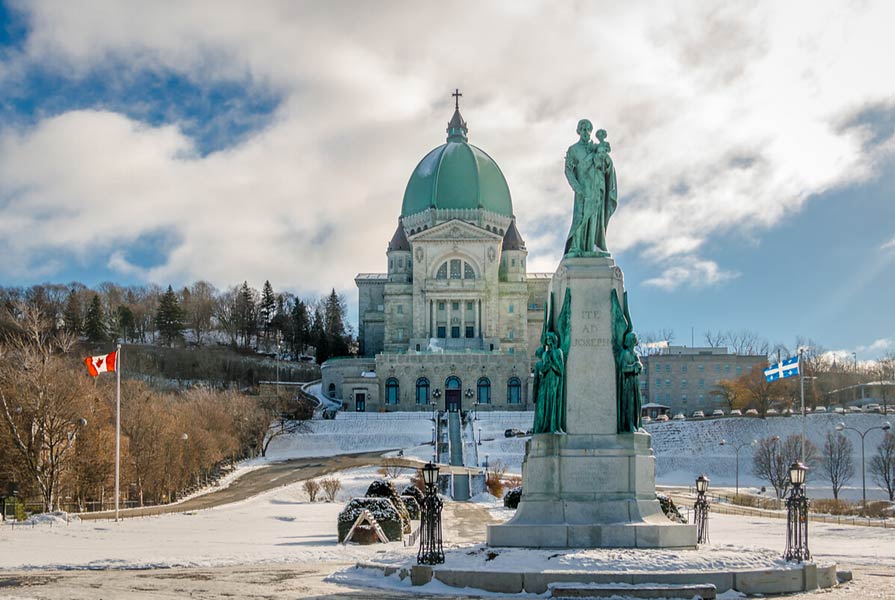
507,377,522,404
416,378,430,405
436,260,475,280
385,378,399,405
328,383,336,398
477,377,491,404
445,376,461,390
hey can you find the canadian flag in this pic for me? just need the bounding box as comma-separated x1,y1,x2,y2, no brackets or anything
84,351,117,377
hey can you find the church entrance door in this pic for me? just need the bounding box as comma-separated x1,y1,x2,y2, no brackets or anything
445,376,462,412
355,392,366,412
445,390,461,412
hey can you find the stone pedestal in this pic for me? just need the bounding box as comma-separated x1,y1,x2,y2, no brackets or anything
487,257,696,549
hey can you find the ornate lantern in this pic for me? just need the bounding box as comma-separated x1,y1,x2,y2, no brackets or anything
417,462,444,565
784,462,810,562
694,475,710,544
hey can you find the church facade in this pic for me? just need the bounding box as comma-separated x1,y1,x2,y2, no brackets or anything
322,101,550,412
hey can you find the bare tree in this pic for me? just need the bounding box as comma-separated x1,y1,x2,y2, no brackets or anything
704,330,727,348
752,434,817,499
182,281,216,345
0,304,90,511
257,395,313,457
820,431,855,500
869,432,895,501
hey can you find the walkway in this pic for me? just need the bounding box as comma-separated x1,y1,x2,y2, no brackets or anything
448,411,470,500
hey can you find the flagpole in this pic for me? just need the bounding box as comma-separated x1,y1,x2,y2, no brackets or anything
800,347,806,464
115,343,121,523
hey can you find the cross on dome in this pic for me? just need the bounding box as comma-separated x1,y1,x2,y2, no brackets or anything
452,88,462,110
446,88,468,142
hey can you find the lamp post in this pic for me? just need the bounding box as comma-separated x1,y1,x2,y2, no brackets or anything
417,462,444,565
694,475,710,544
275,341,282,397
784,462,810,562
719,439,755,497
835,421,892,508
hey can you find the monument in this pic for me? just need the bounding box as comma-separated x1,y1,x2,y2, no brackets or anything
487,121,697,549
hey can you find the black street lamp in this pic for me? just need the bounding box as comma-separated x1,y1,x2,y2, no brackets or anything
694,475,710,544
784,462,810,562
417,462,445,565
719,439,755,497
835,421,892,508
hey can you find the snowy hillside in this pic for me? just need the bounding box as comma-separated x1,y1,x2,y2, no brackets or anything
265,412,434,461
468,411,893,500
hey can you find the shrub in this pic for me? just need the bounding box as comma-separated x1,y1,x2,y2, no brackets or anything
377,459,405,479
14,501,27,522
656,493,687,523
810,498,853,516
302,479,320,502
401,485,425,505
503,486,522,509
337,497,403,542
729,493,781,510
320,477,342,502
409,469,427,494
485,472,504,498
366,479,411,533
401,495,421,520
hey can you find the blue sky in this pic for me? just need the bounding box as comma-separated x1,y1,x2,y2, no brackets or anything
1,1,893,360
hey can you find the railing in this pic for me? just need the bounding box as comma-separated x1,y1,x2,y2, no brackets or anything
673,492,894,529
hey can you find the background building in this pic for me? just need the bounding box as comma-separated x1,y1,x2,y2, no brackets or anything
323,102,549,412
641,346,767,416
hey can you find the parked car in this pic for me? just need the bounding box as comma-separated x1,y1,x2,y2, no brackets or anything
863,403,882,413
672,413,686,420
655,414,670,422
504,428,524,438
745,408,759,416
729,409,742,416
848,406,863,413
766,408,779,415
814,406,827,413
712,409,725,417
691,410,705,418
832,406,845,414
642,416,652,423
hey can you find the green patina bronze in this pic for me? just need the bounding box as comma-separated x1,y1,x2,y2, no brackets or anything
611,289,642,433
533,288,571,434
401,94,513,219
564,120,618,257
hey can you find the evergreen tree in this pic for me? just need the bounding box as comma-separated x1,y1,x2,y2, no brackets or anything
155,286,185,346
290,299,310,355
259,280,276,345
311,304,328,364
83,295,107,343
323,288,350,357
62,289,83,336
116,304,136,342
235,281,258,348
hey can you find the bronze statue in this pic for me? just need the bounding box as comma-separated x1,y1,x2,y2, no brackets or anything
532,332,565,434
611,289,642,433
564,120,618,257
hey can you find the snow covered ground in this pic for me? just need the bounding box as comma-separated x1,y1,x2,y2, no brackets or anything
3,464,892,574
0,467,415,571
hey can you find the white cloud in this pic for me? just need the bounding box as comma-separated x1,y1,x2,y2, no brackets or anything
1,1,895,297
642,257,739,291
856,338,893,354
882,238,895,251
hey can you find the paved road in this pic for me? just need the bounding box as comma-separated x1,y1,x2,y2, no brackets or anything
79,451,393,520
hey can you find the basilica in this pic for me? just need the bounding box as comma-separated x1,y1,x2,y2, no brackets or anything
321,98,550,412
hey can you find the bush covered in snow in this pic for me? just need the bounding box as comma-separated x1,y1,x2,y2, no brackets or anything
401,495,421,520
503,486,523,509
401,484,424,505
365,479,411,533
656,493,687,523
337,498,403,542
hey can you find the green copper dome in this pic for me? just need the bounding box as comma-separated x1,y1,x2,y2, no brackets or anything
401,107,513,219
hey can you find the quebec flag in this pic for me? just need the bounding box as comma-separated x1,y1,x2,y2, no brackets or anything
764,356,800,382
